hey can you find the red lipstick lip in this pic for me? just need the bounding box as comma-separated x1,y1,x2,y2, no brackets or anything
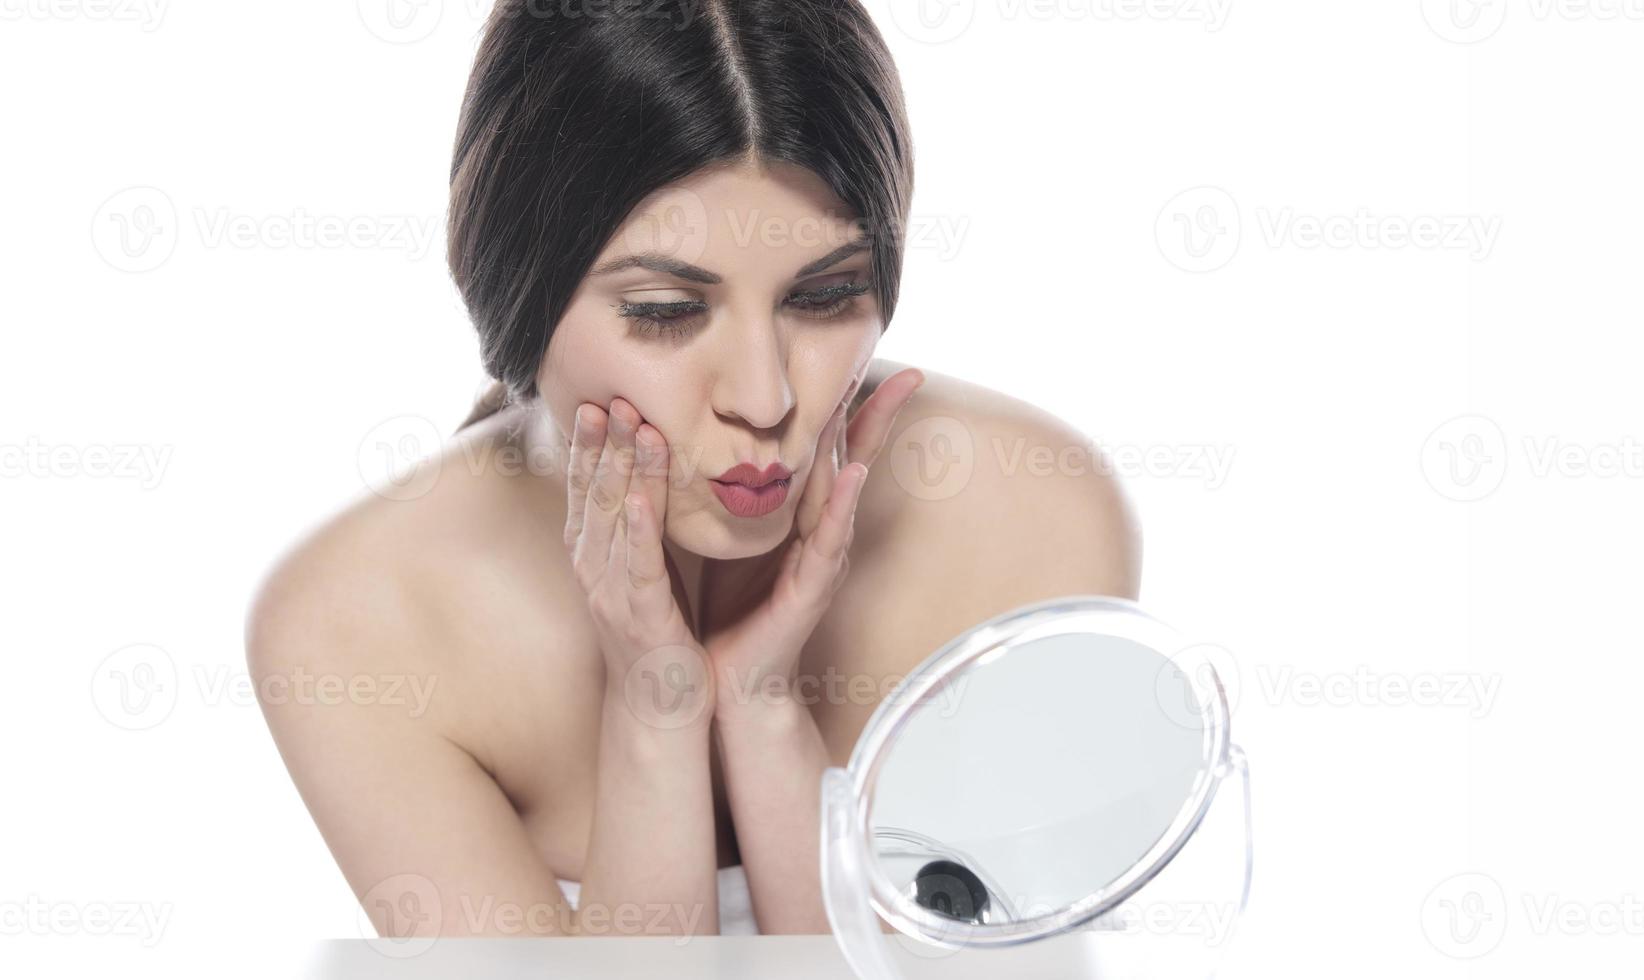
711,461,794,488
709,478,790,518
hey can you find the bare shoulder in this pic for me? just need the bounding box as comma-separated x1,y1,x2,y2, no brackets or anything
243,407,593,752
831,359,1143,659
243,475,448,695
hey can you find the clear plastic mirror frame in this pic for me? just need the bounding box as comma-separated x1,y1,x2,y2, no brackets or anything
820,594,1251,971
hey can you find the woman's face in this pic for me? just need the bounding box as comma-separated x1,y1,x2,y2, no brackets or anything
537,158,882,559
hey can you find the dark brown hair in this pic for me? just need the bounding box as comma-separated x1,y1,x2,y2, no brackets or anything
448,0,914,425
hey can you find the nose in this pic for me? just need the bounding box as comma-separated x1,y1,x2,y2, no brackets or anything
709,309,795,431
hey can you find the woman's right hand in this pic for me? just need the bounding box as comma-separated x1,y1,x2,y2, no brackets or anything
564,396,713,728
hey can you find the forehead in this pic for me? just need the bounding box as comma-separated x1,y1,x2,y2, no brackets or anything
606,159,868,273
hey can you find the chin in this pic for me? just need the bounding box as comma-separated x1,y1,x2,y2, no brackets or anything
667,514,791,561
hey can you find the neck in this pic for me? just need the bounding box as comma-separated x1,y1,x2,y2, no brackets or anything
661,537,708,634
666,530,792,642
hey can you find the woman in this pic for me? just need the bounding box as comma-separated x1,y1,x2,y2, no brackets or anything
247,0,1139,939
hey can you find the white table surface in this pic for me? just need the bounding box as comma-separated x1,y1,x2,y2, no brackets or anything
304,932,1122,979
2,930,1212,980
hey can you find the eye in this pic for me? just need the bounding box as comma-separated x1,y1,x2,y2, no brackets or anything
613,278,875,340
784,278,874,320
614,299,707,340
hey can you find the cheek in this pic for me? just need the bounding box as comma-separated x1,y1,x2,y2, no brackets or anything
845,305,881,365
538,314,624,442
792,329,875,429
539,312,704,449
830,322,879,400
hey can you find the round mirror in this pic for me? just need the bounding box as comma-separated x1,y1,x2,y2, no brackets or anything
829,595,1243,953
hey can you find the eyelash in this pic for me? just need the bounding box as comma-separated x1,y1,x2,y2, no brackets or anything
615,280,874,340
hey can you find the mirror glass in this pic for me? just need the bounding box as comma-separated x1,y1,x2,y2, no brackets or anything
866,630,1211,929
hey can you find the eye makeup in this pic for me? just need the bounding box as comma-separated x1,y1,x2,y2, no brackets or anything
785,280,872,318
614,278,874,340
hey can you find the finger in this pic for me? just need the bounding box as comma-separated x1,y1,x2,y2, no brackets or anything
795,461,867,594
848,362,870,399
609,475,631,580
625,422,675,626
631,422,671,550
844,368,926,469
622,492,675,627
796,398,847,541
835,390,848,469
579,397,640,573
564,403,607,551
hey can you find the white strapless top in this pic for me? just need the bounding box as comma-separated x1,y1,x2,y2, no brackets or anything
556,864,756,935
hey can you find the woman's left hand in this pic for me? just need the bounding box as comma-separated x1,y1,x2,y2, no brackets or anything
702,367,926,716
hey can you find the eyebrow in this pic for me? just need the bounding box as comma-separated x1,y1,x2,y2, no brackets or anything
589,253,721,284
795,240,871,277
589,239,871,285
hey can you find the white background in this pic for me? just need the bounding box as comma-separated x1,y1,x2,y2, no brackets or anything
3,0,1641,976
